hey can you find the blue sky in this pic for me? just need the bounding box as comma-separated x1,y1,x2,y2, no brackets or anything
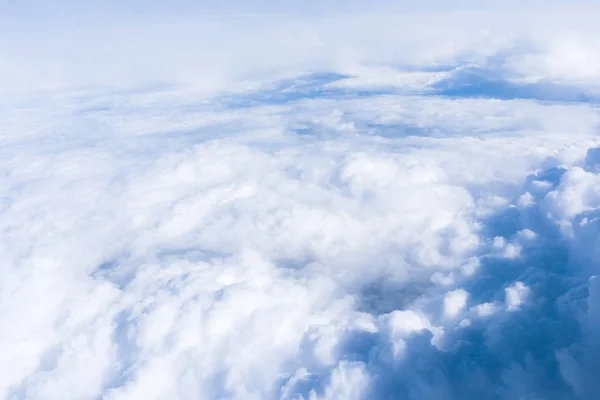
2,2,600,400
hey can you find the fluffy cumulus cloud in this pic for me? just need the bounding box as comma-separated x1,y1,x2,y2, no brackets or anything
2,1,600,399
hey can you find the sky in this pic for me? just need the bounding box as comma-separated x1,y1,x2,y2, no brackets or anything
2,1,600,399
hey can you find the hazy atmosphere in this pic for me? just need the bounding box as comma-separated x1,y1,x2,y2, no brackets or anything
2,1,600,399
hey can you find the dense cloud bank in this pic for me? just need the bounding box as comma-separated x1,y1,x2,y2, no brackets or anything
2,3,600,399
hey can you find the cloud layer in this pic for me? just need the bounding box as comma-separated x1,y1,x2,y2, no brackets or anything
2,3,600,399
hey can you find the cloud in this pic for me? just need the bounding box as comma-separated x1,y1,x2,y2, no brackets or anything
444,289,469,319
3,1,600,96
3,2,600,400
504,282,530,310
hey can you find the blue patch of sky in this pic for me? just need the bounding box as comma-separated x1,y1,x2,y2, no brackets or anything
220,72,397,108
433,65,600,103
220,63,599,112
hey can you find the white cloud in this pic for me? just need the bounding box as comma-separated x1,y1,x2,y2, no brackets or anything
309,361,369,400
2,77,600,398
544,167,600,221
444,289,469,319
505,282,531,310
472,302,501,318
3,2,600,399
